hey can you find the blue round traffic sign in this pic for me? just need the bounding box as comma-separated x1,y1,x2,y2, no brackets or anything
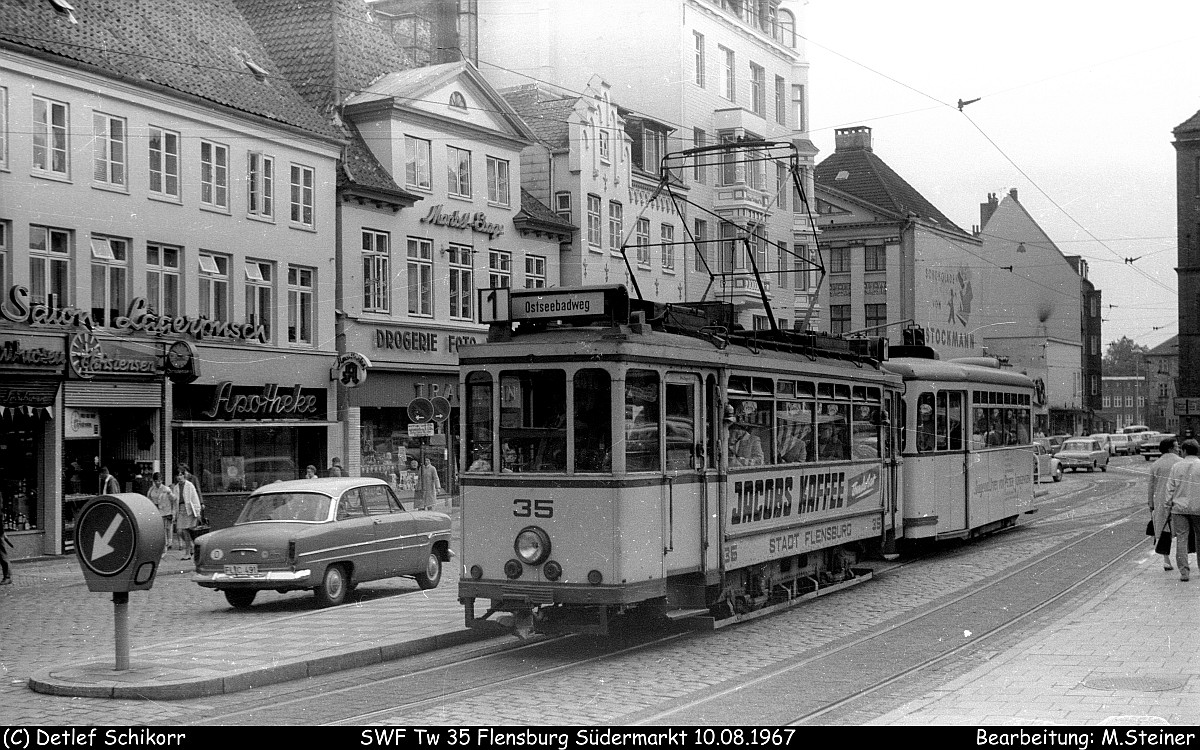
75,499,137,576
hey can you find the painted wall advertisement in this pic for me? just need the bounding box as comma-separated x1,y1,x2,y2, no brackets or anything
916,240,981,357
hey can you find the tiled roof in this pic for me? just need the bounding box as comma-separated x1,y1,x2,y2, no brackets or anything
0,0,337,139
1175,110,1200,136
501,84,577,150
1147,335,1178,357
515,189,576,234
815,147,969,236
338,123,421,205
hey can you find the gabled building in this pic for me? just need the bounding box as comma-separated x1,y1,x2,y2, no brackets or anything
0,0,345,557
245,1,571,499
1145,335,1179,434
974,189,1096,435
503,77,690,304
813,127,982,358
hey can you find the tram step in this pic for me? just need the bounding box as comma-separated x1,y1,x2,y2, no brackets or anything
664,607,712,621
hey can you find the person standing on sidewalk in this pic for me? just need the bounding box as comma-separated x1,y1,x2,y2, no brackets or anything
97,466,120,495
1148,436,1181,571
172,469,202,558
1165,438,1200,581
0,522,12,585
147,472,174,550
417,457,441,510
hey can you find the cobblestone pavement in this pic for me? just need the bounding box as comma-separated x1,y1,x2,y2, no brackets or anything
6,466,1186,726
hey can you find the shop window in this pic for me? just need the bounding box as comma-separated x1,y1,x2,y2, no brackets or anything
90,235,128,327
148,125,180,199
500,370,566,473
174,424,323,495
199,252,229,320
200,140,229,209
146,243,180,317
287,265,313,345
626,369,660,472
359,407,451,501
1,419,42,531
245,259,273,341
575,369,611,473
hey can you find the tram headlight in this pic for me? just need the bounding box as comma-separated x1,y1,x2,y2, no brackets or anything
469,565,483,580
587,570,603,585
514,526,551,565
543,560,563,581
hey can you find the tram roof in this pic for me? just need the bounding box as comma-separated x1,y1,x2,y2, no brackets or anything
459,324,901,383
882,357,1035,389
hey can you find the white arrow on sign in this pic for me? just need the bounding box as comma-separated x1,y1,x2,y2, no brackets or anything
91,513,123,562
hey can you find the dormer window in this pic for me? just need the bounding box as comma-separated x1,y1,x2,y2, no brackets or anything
449,91,467,110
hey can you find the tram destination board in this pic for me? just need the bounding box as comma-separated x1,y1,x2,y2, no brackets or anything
478,285,626,323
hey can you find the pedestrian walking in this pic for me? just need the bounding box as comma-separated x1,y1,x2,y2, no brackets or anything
172,469,202,558
0,521,12,585
328,457,344,477
417,457,441,510
1148,436,1181,571
97,465,120,495
1165,438,1200,581
147,472,174,550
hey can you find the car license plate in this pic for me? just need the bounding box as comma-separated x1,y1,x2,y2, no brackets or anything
224,564,259,576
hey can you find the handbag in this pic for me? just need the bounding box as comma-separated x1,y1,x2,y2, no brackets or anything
1156,520,1174,556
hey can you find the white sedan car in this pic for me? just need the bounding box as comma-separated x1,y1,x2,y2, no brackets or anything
1054,438,1110,473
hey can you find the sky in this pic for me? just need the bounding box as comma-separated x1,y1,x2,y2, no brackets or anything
801,0,1200,352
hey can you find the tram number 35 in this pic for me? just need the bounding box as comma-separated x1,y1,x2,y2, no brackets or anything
513,498,554,518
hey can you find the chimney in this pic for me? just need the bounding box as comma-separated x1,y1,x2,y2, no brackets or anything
979,192,999,228
834,126,872,152
1009,188,1019,202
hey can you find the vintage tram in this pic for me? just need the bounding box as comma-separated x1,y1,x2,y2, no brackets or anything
455,285,1038,636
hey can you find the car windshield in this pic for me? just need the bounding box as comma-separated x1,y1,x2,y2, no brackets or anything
1061,440,1094,452
237,492,332,523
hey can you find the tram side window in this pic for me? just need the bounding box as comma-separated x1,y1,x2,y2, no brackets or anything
816,403,849,461
728,398,773,466
499,370,566,472
626,369,661,472
916,393,937,453
575,369,612,473
777,400,814,463
465,372,493,472
852,404,881,459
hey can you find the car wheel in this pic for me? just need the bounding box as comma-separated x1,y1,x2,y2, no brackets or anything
224,589,257,609
415,550,442,590
314,564,349,607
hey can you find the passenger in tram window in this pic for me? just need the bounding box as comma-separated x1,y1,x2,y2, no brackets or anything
467,449,492,473
1016,415,1030,445
985,410,1005,447
916,403,937,453
971,407,988,450
728,422,765,467
818,422,847,461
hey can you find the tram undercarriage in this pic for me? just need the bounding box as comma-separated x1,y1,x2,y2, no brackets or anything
463,541,877,637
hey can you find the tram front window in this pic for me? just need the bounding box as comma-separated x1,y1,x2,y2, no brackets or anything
500,370,566,472
575,369,612,472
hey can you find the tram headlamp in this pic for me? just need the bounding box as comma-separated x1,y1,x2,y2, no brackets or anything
543,560,563,581
514,526,551,565
504,559,523,579
470,565,483,580
587,570,603,585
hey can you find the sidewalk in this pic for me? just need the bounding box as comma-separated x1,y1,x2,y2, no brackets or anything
27,498,498,701
871,542,1200,726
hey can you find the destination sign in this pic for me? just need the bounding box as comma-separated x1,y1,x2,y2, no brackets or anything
511,290,606,321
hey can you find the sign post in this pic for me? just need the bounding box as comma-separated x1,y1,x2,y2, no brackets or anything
74,493,166,671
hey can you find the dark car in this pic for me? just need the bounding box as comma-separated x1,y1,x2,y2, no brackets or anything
192,477,452,609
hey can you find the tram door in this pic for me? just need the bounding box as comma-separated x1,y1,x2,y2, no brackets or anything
663,373,704,575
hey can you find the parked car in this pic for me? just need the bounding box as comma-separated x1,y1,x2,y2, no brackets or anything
1048,435,1070,452
1108,433,1138,456
1143,434,1177,461
1033,442,1063,483
1088,433,1114,455
192,477,452,609
1054,438,1110,472
1136,431,1162,453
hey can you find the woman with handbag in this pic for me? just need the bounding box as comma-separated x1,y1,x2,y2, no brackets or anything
1148,436,1181,570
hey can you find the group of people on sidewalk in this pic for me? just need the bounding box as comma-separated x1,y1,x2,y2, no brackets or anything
147,467,204,560
1147,435,1200,581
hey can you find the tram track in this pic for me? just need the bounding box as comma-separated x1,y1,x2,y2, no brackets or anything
626,490,1149,726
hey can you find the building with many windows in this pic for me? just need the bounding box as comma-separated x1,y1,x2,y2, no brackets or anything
1145,335,1179,434
0,0,346,556
1099,376,1148,433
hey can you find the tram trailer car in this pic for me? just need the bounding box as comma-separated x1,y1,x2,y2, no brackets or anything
457,285,905,636
881,357,1038,542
